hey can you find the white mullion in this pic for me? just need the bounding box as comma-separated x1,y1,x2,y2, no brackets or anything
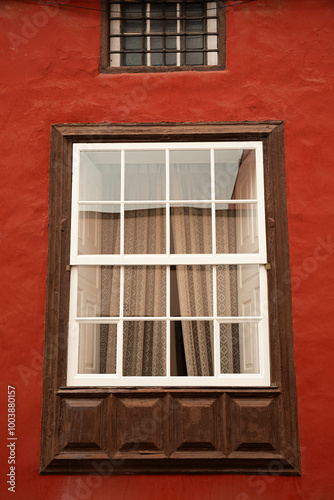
146,3,151,66
166,265,170,377
70,145,80,264
212,265,219,378
75,315,262,322
255,144,267,262
67,266,79,383
211,148,216,256
176,3,181,66
120,149,125,256
78,199,258,206
166,149,170,256
117,265,125,377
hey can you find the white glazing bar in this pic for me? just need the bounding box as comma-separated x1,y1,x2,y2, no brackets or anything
71,373,270,387
146,3,151,66
67,266,79,384
77,199,259,205
120,149,125,256
75,316,263,323
166,149,170,256
117,265,125,376
213,265,220,378
255,144,267,262
176,3,181,66
73,254,265,266
166,266,170,377
259,265,270,383
211,148,216,256
74,141,262,152
70,145,81,263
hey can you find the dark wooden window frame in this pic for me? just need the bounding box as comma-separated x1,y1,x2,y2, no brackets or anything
100,0,226,73
40,121,301,475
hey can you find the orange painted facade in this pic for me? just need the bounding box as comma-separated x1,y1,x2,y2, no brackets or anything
1,1,334,498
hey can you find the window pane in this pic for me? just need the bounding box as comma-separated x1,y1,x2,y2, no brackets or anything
124,36,142,50
77,266,120,317
220,322,259,374
170,150,211,200
123,3,143,19
166,52,177,65
78,204,120,255
123,19,142,33
171,320,214,376
217,265,261,316
185,35,204,49
124,205,166,254
123,321,166,375
170,266,213,317
150,20,163,33
215,149,256,200
216,204,259,254
78,323,117,374
151,36,163,49
171,204,212,254
124,266,166,317
151,53,164,66
123,52,143,66
79,151,121,201
186,19,204,32
185,52,204,65
125,150,166,200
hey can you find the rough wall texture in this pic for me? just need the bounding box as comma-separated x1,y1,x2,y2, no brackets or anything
0,0,334,498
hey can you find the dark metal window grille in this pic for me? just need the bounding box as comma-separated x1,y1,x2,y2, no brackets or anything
109,1,219,67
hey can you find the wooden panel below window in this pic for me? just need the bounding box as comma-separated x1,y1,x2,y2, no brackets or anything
170,396,224,457
227,396,280,456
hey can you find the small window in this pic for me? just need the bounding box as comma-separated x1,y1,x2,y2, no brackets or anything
100,1,225,72
68,142,270,387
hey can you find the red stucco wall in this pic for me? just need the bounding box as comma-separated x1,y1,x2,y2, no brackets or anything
1,0,334,498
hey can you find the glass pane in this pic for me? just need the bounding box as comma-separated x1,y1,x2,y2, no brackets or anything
124,36,142,50
217,265,261,316
186,3,204,17
216,204,259,254
170,266,213,317
185,35,204,49
78,204,120,255
77,266,120,317
124,150,165,200
79,151,121,201
123,3,142,19
171,204,212,254
215,149,254,200
150,20,163,33
151,36,163,49
123,321,166,376
124,205,166,254
170,320,214,376
78,323,117,374
150,3,163,18
165,20,177,32
124,266,166,317
123,53,143,66
151,53,164,66
166,52,177,65
220,322,259,374
185,52,204,65
123,19,142,33
166,36,177,49
170,150,211,200
186,19,204,32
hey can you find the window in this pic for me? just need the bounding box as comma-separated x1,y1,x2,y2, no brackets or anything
41,123,300,475
68,142,270,387
100,1,226,72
